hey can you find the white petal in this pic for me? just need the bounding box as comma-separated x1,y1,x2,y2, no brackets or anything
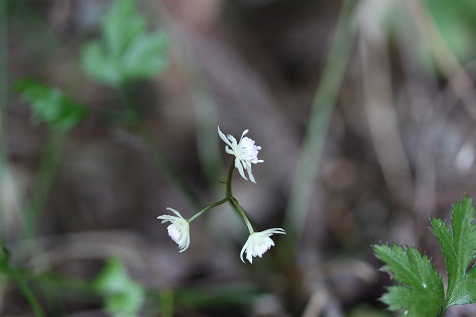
235,158,247,181
179,230,190,252
166,207,184,218
225,146,235,155
247,248,254,264
227,134,238,149
218,126,232,147
263,228,286,235
247,165,256,183
240,238,251,263
259,228,286,238
157,215,179,223
240,129,249,142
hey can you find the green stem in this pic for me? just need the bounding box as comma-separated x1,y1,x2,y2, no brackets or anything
158,287,174,317
229,197,254,234
0,0,7,246
225,160,254,234
187,196,230,223
226,159,235,198
14,131,65,263
1,248,45,317
24,130,66,240
283,0,359,256
9,269,45,317
187,159,254,235
188,160,236,222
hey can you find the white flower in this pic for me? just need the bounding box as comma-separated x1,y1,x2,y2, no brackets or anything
157,208,190,252
240,228,286,263
218,126,264,183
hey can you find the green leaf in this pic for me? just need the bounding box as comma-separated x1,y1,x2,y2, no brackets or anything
102,0,146,57
14,78,88,131
375,196,476,316
82,42,122,85
94,258,146,317
431,196,476,307
0,246,10,269
374,244,444,317
81,0,168,86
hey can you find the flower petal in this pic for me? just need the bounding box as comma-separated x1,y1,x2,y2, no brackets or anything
218,126,232,148
262,228,286,236
239,129,249,142
227,134,238,150
247,248,254,264
235,158,247,181
240,238,251,263
157,215,179,223
166,207,184,218
247,165,256,183
225,146,234,155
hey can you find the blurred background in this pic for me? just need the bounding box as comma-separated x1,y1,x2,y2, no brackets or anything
3,0,476,316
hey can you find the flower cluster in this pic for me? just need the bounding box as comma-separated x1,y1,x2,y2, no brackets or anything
157,126,285,264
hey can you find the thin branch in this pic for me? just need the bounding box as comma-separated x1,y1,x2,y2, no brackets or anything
358,0,414,204
283,0,360,258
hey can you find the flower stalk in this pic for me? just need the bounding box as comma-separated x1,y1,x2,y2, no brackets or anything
187,196,230,223
229,197,254,235
226,158,235,198
158,127,284,263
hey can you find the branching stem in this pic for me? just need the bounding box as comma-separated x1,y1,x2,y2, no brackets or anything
187,159,254,234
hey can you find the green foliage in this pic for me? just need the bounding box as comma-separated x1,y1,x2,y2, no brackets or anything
374,244,444,317
14,78,88,131
0,245,10,270
431,197,476,307
82,0,168,86
425,0,476,64
94,258,146,317
374,196,476,317
0,246,46,317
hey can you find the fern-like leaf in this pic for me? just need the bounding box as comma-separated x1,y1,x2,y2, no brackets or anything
431,196,476,307
375,196,476,316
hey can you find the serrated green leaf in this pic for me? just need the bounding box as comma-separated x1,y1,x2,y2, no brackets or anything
81,0,168,86
431,196,476,307
14,78,88,131
374,244,444,317
375,196,476,316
